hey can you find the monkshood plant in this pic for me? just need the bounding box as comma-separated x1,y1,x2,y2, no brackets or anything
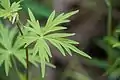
0,0,91,80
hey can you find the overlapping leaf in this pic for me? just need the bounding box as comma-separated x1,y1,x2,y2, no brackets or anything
0,24,49,76
0,24,26,76
21,9,91,77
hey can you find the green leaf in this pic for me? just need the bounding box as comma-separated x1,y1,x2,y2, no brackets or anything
28,9,42,35
45,33,75,38
0,25,41,76
40,39,52,57
44,26,67,34
37,39,50,62
0,0,22,23
23,0,52,18
23,36,38,48
67,44,91,59
14,50,26,68
104,36,119,47
4,55,11,76
29,55,39,67
47,38,66,56
57,38,79,44
45,10,55,28
106,58,120,78
10,1,22,12
22,9,90,78
110,68,120,78
44,10,79,34
0,9,6,17
61,44,72,56
0,54,8,66
62,10,79,20
0,0,10,9
28,8,36,22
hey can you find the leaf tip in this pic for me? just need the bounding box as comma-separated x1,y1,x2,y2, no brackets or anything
72,10,79,15
112,44,117,48
53,10,55,13
84,54,92,59
88,56,92,59
72,33,76,36
28,8,31,12
75,10,79,13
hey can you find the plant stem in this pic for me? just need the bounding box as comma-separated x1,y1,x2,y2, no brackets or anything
16,22,23,35
16,21,29,80
106,0,113,63
107,0,112,36
26,47,29,80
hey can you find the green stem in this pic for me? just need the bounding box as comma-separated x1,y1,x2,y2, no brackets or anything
16,22,23,35
106,0,113,63
26,47,29,80
16,21,29,80
107,1,112,36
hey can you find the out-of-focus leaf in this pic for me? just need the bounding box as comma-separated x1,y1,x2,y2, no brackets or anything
22,0,52,19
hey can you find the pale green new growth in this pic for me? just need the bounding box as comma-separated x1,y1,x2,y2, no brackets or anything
0,0,22,23
20,9,91,77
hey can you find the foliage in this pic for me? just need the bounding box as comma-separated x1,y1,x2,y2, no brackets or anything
0,0,90,79
0,0,22,23
22,0,52,19
105,26,120,79
20,8,91,77
0,25,25,76
0,23,52,77
87,0,120,79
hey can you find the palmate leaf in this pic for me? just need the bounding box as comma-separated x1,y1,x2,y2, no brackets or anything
0,0,22,23
0,25,26,76
43,10,79,35
0,26,22,76
21,9,91,77
0,24,47,76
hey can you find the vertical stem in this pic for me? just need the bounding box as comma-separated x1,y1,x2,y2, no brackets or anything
107,0,112,36
26,47,29,80
16,21,29,80
106,0,113,63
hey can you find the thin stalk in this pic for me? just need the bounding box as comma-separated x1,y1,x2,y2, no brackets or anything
106,0,113,64
16,22,23,35
16,21,29,80
107,0,112,36
26,47,29,80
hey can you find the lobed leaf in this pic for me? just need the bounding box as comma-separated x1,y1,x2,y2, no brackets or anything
0,25,41,76
21,9,91,78
45,33,75,38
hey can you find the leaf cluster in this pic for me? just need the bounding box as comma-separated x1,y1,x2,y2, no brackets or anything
0,0,91,78
91,24,120,79
0,0,22,23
